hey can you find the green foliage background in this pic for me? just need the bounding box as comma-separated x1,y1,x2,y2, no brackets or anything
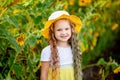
0,0,120,79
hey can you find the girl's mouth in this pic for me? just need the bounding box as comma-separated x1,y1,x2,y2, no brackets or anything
60,35,69,38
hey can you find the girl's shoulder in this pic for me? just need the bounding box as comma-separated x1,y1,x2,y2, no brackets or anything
42,45,51,52
41,45,51,61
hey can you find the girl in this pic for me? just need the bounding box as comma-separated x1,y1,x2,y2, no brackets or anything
40,10,82,80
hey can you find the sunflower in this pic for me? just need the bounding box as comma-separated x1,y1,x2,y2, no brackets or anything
16,35,25,46
114,66,120,74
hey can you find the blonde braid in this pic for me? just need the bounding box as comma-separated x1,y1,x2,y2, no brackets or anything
70,23,83,80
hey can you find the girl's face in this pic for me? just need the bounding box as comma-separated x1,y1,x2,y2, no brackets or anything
54,19,71,44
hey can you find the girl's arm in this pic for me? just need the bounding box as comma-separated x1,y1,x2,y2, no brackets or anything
40,61,50,80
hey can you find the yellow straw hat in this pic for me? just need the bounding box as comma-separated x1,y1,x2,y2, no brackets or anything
41,10,82,39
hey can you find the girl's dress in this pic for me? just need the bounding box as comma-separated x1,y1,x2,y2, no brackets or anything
41,45,74,80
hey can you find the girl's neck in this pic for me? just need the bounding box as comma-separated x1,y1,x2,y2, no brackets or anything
57,41,70,47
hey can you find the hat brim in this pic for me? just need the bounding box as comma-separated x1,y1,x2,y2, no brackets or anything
41,14,82,39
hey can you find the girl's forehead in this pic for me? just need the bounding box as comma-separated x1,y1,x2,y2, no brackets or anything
54,19,70,26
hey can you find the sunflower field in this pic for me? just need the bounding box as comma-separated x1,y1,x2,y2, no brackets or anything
0,0,120,80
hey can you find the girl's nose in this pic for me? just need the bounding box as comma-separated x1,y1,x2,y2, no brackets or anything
62,30,67,34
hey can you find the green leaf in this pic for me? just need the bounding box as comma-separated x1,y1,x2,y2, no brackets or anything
6,15,19,27
0,26,10,36
6,73,12,80
12,63,22,77
8,57,14,67
0,62,2,66
97,58,106,65
34,16,42,24
0,73,3,80
0,27,21,53
83,38,88,49
8,37,21,53
27,35,37,47
27,58,33,70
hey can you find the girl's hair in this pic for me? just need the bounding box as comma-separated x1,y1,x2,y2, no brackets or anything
49,23,60,80
49,19,82,80
70,22,83,80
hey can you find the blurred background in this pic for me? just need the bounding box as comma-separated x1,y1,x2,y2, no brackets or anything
0,0,120,80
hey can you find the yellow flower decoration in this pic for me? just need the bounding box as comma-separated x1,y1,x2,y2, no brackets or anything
87,0,92,3
69,0,74,5
114,66,120,74
79,0,92,6
92,37,97,47
64,2,68,10
16,35,25,46
79,0,87,6
94,32,99,38
37,40,42,44
13,9,20,14
112,23,119,31
105,2,111,8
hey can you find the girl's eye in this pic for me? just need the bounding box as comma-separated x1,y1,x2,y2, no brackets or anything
65,28,69,30
57,29,62,31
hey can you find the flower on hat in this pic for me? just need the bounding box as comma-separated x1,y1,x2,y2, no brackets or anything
41,11,82,39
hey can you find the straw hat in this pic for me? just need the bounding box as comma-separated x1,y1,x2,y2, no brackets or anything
41,10,82,39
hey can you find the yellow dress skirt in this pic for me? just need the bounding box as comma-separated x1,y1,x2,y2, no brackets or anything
48,64,74,80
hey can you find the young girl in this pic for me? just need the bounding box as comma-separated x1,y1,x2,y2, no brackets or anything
40,10,82,80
